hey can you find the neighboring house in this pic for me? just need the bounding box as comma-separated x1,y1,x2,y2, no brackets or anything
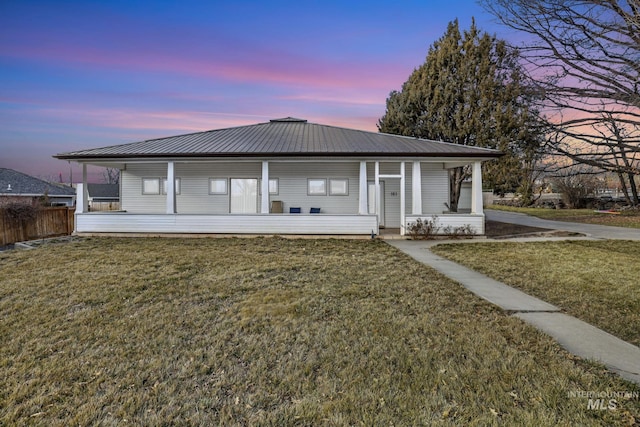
87,183,120,211
0,168,76,207
54,117,501,236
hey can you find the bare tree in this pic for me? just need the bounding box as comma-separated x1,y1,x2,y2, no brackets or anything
481,0,640,204
103,167,120,184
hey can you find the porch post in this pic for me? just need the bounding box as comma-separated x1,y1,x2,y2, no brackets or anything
76,164,88,214
358,161,368,215
374,161,380,224
166,161,176,214
261,161,269,214
400,162,406,236
82,164,88,212
412,161,422,215
471,161,483,215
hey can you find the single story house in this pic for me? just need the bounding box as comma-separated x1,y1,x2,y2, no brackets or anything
0,168,76,207
54,117,501,236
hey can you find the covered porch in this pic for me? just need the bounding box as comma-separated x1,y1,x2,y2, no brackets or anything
73,158,486,236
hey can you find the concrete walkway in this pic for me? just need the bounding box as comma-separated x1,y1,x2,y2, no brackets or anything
486,209,640,240
387,239,640,385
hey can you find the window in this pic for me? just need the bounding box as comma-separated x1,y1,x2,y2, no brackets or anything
259,178,279,195
269,178,278,195
142,178,160,195
307,179,326,196
329,179,349,196
209,178,227,195
162,178,181,195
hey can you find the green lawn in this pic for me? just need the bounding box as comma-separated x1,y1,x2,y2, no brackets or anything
488,205,640,228
1,238,638,425
432,240,640,348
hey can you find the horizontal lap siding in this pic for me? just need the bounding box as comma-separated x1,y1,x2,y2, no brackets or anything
122,164,167,213
176,163,261,213
76,213,377,234
122,163,262,214
422,164,449,214
121,161,449,217
122,162,362,215
364,162,447,227
270,162,359,214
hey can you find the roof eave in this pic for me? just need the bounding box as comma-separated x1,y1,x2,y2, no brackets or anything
55,151,503,161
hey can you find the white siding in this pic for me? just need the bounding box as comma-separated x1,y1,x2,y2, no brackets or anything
422,164,449,214
122,162,362,215
364,162,449,227
122,163,262,214
76,213,378,235
458,181,472,211
366,162,405,228
122,164,167,213
270,162,360,214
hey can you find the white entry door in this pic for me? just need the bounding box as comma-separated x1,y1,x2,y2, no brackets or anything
368,181,385,227
230,179,258,213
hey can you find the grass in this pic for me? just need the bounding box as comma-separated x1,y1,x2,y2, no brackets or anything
488,205,640,228
431,240,640,348
1,237,639,425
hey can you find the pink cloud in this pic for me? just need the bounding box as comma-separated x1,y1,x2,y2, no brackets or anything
2,39,410,94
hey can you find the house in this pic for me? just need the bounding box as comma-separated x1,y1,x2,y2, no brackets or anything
54,117,501,236
87,183,120,211
0,168,76,207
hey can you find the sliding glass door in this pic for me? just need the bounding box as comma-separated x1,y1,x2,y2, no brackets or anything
230,178,258,213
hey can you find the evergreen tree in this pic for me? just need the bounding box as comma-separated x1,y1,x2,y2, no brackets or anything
379,19,542,210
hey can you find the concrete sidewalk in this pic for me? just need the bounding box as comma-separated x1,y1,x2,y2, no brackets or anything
387,239,640,386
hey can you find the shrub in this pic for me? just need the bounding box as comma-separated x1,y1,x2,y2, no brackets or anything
407,217,440,240
3,202,39,223
408,216,476,240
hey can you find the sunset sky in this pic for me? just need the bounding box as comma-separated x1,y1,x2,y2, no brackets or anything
0,0,510,182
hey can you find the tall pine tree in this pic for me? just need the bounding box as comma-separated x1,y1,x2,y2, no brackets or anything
379,19,542,210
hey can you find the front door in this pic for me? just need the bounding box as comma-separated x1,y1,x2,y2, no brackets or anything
230,178,258,213
368,181,385,227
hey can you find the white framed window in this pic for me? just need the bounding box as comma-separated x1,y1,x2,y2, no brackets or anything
142,178,160,195
269,178,278,195
162,178,181,195
308,179,326,196
329,178,349,196
209,178,228,195
259,178,279,195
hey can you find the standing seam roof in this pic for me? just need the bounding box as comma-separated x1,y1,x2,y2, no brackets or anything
54,118,503,159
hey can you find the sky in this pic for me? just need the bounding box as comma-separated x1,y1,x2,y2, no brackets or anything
0,0,510,183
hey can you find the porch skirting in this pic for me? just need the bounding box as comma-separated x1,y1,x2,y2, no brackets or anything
75,212,379,235
405,214,485,235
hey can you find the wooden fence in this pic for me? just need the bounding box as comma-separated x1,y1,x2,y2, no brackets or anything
0,207,74,246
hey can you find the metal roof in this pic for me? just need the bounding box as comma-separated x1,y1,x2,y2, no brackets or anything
54,117,502,160
0,168,76,196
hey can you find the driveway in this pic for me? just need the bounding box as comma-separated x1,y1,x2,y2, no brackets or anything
486,209,640,240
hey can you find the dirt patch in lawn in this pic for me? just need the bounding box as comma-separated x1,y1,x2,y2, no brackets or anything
485,221,583,239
